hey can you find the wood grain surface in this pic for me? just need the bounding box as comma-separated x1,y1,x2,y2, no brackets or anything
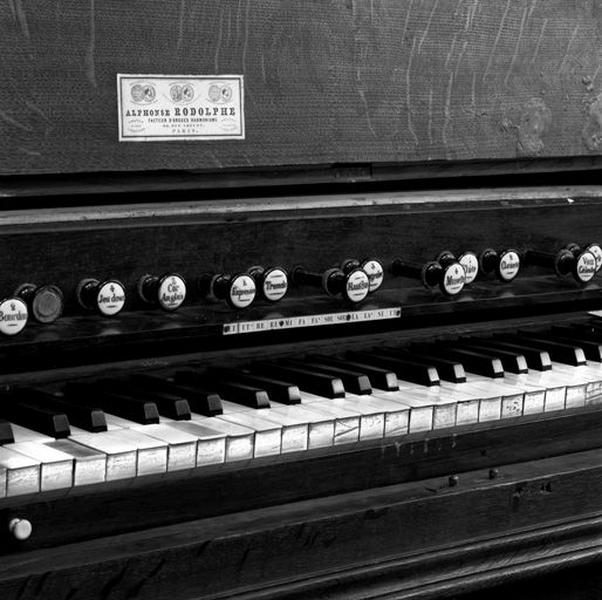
1,1,602,175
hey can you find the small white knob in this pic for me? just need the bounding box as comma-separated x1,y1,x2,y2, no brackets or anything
9,518,32,541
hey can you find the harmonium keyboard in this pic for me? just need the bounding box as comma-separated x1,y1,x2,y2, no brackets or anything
1,1,602,599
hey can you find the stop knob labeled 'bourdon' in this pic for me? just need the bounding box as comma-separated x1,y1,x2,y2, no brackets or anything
391,258,466,296
14,283,64,324
340,258,384,293
198,272,257,309
437,251,479,285
137,273,187,311
248,266,289,302
0,297,28,335
291,265,370,303
479,248,521,282
76,279,126,316
526,244,596,284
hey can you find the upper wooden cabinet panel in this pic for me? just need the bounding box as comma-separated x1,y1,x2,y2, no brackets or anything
1,0,601,175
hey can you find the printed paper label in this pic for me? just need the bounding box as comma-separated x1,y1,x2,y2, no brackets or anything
118,74,244,141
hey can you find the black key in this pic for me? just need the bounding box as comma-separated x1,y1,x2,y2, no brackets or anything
497,332,586,366
346,351,440,386
174,370,270,409
248,362,345,398
464,337,551,371
104,380,191,420
0,395,70,439
453,339,528,374
64,382,160,425
307,355,399,391
375,347,465,383
410,342,504,378
130,374,223,416
0,419,14,444
545,327,602,361
207,368,301,405
15,388,107,432
282,359,372,395
561,323,602,342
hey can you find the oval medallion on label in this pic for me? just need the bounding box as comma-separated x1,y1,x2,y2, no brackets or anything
228,274,256,309
0,297,28,335
248,266,289,302
441,263,466,296
138,273,187,311
198,272,257,309
575,251,596,283
498,250,521,282
344,269,370,303
458,252,479,284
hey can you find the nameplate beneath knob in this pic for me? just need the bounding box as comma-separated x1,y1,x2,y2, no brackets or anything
223,307,401,335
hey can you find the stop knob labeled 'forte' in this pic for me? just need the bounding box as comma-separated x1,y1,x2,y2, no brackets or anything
479,248,521,282
138,273,186,311
291,265,370,303
0,297,28,335
76,278,126,316
526,243,596,284
248,266,289,302
340,258,384,293
14,283,64,324
198,272,256,309
391,257,465,296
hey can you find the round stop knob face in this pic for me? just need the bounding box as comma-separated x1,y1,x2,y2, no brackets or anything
361,260,384,293
32,285,64,323
575,251,596,283
498,251,521,282
0,298,28,335
262,268,288,302
458,252,479,284
441,263,465,296
228,274,256,308
586,244,602,272
96,281,126,316
344,269,370,303
157,275,186,311
9,518,32,541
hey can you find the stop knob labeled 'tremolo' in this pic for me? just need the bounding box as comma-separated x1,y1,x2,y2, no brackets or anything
340,258,384,293
76,278,126,316
479,248,521,282
391,257,465,296
198,272,257,309
526,244,596,284
437,251,479,285
248,266,289,302
0,297,28,335
14,283,64,324
291,265,370,303
137,273,187,311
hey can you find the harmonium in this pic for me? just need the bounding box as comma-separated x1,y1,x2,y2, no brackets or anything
0,1,601,599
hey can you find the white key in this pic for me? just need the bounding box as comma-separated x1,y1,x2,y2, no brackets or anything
107,429,167,476
70,432,137,481
0,446,40,496
462,376,524,420
166,421,226,466
353,394,410,437
257,406,311,453
299,392,361,444
6,442,73,491
132,424,197,471
217,411,281,457
10,424,54,443
374,386,439,431
190,414,254,461
502,370,566,413
45,439,106,486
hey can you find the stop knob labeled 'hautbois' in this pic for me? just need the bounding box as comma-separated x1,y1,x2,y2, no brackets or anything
248,266,289,302
76,278,126,316
0,297,28,336
199,272,257,309
341,258,384,293
292,265,370,303
138,273,187,311
479,248,521,282
15,283,64,324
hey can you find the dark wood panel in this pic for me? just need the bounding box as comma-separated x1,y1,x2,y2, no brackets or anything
1,407,600,552
0,450,600,599
1,1,602,175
